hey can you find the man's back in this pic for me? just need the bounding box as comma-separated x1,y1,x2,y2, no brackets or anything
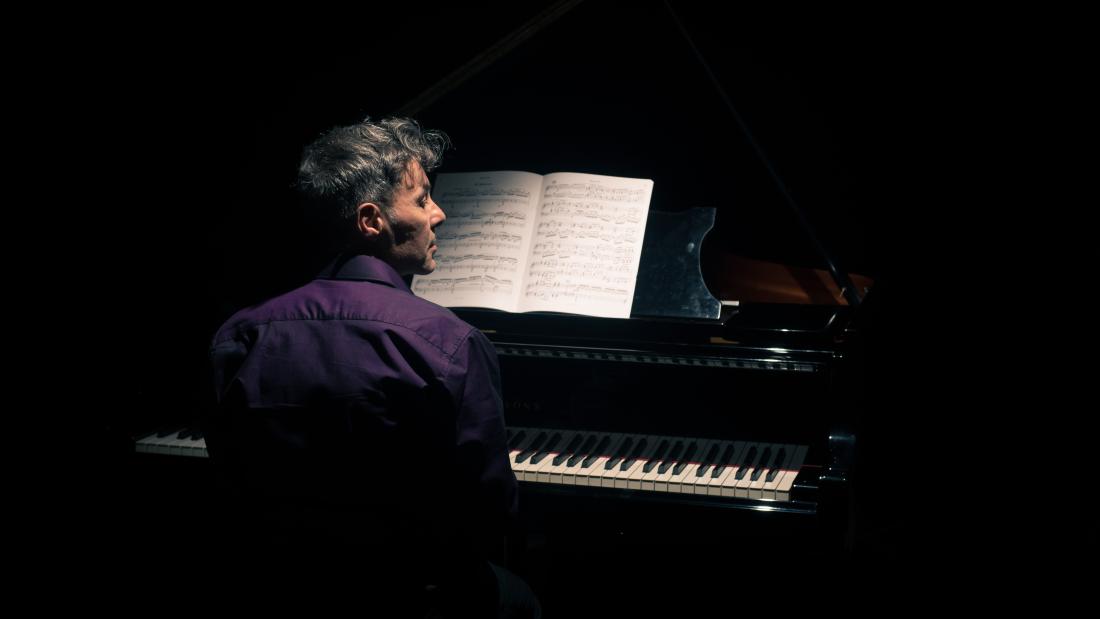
205,254,516,567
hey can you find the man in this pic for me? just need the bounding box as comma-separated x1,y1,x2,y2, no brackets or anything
206,117,538,617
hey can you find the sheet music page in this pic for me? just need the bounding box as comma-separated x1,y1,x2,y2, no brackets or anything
519,172,653,318
411,171,542,311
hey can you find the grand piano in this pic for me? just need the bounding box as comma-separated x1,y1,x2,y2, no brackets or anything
113,0,883,608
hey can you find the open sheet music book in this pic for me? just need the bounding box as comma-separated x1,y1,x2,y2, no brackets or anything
411,171,653,319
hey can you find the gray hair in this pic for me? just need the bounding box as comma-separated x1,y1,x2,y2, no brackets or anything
296,117,450,233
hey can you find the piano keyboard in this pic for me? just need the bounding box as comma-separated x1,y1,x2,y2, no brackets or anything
506,427,807,502
134,427,209,458
135,426,808,502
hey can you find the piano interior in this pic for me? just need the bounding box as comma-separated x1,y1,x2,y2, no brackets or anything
80,0,950,611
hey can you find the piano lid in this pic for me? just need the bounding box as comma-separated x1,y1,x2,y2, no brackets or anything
396,1,877,309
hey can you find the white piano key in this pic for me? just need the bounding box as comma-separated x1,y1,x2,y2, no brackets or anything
137,429,182,455
666,438,713,494
684,439,721,495
193,437,209,457
560,431,602,486
687,438,731,495
773,444,809,501
165,430,202,457
601,433,644,488
578,433,630,487
177,433,208,458
151,433,180,455
135,427,210,458
639,436,675,491
527,429,573,483
536,430,583,485
704,441,745,496
507,428,540,476
759,443,797,500
747,443,783,499
720,441,760,498
622,435,665,490
595,433,632,488
512,429,553,481
571,432,616,487
651,438,688,492
133,431,160,454
734,443,767,498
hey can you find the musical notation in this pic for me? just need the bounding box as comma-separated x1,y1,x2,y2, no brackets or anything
436,230,523,251
543,182,648,203
539,201,643,225
412,170,652,319
522,282,630,304
530,241,635,265
527,268,634,287
413,275,515,295
447,210,528,229
519,177,649,312
535,220,637,245
435,254,520,274
438,186,532,200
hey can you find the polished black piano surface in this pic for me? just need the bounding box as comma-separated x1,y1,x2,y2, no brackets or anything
85,0,923,610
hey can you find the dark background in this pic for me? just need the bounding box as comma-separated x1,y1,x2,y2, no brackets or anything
60,0,1068,601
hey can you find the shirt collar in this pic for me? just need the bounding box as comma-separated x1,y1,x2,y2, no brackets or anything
315,253,411,291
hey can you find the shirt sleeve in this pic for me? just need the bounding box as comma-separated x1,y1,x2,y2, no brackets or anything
452,327,518,533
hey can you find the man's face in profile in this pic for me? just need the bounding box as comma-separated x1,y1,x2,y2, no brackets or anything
381,160,447,276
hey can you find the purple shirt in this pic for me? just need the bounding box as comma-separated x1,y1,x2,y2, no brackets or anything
207,254,517,548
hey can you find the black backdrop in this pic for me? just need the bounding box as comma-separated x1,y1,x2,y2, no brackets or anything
71,0,979,582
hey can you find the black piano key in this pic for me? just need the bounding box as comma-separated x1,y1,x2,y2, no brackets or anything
672,441,698,476
696,443,720,477
567,434,598,468
735,446,758,480
605,436,633,470
750,447,771,482
581,435,611,468
554,434,584,466
516,432,548,463
507,430,527,450
642,440,670,473
657,441,684,475
530,433,562,466
711,443,737,478
765,448,787,483
156,427,178,438
190,430,203,440
620,438,648,471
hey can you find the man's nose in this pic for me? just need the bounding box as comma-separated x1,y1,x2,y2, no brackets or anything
431,200,446,226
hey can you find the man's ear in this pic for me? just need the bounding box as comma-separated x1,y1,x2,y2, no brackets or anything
355,202,386,238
